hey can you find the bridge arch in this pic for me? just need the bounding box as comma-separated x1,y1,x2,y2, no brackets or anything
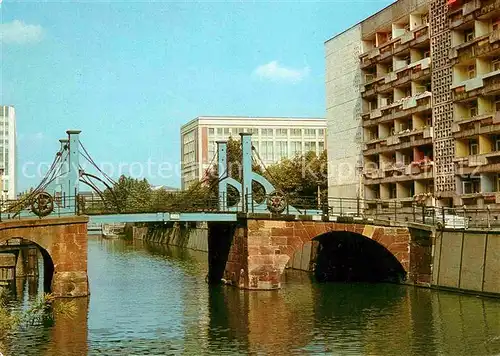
0,237,55,292
0,216,89,297
312,231,407,283
222,219,412,290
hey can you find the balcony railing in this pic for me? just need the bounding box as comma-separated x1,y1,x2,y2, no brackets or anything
449,0,492,29
359,25,429,68
452,70,500,101
452,112,500,136
450,29,500,62
362,95,432,127
362,59,431,98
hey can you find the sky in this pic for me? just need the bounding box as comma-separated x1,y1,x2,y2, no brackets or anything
0,0,393,192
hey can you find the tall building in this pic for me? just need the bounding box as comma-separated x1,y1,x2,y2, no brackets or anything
326,0,500,208
180,116,326,189
0,106,16,200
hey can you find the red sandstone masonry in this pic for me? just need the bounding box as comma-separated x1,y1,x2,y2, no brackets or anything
224,219,415,290
0,216,89,297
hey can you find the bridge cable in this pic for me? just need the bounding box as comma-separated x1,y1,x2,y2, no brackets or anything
79,142,118,186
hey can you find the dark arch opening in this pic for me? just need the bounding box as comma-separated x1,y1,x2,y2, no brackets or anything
313,231,406,283
2,238,55,293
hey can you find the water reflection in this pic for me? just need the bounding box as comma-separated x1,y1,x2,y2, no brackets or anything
2,237,500,355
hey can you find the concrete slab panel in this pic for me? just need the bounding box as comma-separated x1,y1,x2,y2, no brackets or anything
459,233,486,292
437,231,463,288
484,234,500,294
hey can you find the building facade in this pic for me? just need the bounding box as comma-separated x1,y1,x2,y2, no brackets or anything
0,106,16,200
180,116,326,189
326,0,500,208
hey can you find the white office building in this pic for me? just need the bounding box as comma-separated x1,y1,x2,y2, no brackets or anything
0,106,16,200
180,116,326,189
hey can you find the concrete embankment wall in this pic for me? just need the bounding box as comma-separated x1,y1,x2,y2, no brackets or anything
432,230,500,295
132,222,208,252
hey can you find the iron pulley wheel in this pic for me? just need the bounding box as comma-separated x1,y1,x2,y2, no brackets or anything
266,191,287,214
31,192,54,217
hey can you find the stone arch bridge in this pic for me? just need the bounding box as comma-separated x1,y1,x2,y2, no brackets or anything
207,217,433,290
0,216,89,297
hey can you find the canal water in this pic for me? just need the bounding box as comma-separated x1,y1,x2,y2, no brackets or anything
2,236,500,355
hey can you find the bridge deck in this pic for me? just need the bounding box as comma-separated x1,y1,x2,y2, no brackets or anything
88,212,238,224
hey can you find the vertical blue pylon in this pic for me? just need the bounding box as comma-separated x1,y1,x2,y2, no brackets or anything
240,133,252,213
67,130,81,211
217,141,228,211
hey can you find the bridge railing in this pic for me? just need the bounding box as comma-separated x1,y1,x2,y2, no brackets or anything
0,195,81,221
5,192,500,230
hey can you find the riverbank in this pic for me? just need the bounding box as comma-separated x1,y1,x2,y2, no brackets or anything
131,222,208,252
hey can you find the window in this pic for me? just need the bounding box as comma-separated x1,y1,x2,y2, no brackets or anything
261,141,273,161
318,141,325,152
493,18,500,31
463,180,480,194
422,14,429,25
495,96,500,111
217,128,223,135
318,129,325,136
276,128,287,137
304,129,316,137
290,141,302,155
495,136,500,151
424,50,430,58
290,129,302,137
208,128,215,136
365,73,375,82
469,139,479,155
305,141,316,153
468,64,476,79
276,141,288,159
469,101,478,117
465,29,475,42
208,140,215,159
497,174,500,191
493,57,500,71
261,128,273,137
224,128,230,135
390,184,397,199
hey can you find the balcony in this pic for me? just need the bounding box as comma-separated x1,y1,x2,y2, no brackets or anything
361,59,431,99
454,151,500,174
362,94,432,127
363,132,433,155
363,168,384,180
449,0,482,29
449,29,500,62
448,0,500,30
452,112,500,137
452,69,500,101
359,25,429,68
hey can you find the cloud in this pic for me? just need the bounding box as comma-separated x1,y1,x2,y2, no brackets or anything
253,61,310,83
0,20,44,44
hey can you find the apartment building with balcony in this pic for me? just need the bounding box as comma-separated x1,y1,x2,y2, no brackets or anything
448,0,500,207
326,0,434,206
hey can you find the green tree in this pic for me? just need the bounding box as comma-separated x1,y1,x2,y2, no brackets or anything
264,150,328,208
102,175,153,213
